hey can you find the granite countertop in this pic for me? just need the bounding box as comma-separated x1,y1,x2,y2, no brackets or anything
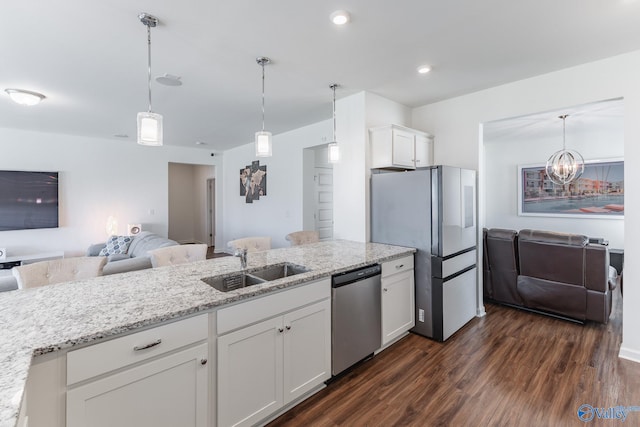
0,240,415,427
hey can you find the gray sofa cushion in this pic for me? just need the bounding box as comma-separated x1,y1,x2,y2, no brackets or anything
128,232,178,258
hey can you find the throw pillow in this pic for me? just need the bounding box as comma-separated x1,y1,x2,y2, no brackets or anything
99,235,133,256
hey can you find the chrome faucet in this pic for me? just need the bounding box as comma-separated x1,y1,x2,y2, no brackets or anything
234,248,248,270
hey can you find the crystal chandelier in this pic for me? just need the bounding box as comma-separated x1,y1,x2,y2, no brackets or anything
545,115,584,185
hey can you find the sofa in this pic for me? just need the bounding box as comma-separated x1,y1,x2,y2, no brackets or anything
483,228,618,323
87,231,178,275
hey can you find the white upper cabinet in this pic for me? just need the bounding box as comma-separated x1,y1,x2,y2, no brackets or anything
370,124,434,170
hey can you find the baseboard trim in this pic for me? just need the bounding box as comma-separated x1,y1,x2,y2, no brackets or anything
476,305,487,317
619,344,640,363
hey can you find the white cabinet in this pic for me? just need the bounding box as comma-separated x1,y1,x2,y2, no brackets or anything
370,124,433,170
381,255,415,347
66,315,209,427
217,279,331,427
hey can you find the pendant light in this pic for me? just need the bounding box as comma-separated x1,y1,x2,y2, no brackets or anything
328,83,340,164
255,57,272,157
137,13,163,146
545,114,584,185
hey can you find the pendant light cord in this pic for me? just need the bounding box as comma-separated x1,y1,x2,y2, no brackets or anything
147,24,152,113
261,61,266,132
560,114,568,150
332,85,336,141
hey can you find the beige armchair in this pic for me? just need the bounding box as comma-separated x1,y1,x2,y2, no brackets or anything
149,244,208,267
227,237,271,253
13,256,108,290
285,231,320,246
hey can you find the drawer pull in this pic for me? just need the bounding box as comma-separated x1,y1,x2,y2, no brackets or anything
395,264,404,269
133,339,162,352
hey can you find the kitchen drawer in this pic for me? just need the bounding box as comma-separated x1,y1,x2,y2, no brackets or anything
67,314,207,385
381,255,414,278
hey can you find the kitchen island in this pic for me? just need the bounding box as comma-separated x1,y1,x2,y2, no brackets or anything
0,240,415,427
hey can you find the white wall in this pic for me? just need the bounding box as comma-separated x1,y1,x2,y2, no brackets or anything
484,110,624,248
332,91,415,242
221,120,332,249
0,127,222,257
412,50,640,362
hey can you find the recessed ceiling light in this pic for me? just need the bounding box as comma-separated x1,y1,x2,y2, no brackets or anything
156,74,183,86
114,134,129,138
330,10,351,25
5,88,46,106
195,141,207,145
417,65,432,74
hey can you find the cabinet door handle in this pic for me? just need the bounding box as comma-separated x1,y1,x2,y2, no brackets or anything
395,264,404,269
200,358,208,365
285,325,291,330
278,327,284,333
133,339,162,352
383,288,388,292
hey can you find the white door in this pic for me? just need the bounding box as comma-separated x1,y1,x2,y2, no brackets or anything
67,344,208,427
217,317,284,427
282,299,331,404
314,167,333,240
382,270,416,346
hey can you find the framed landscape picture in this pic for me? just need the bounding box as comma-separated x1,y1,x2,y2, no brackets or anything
517,158,624,219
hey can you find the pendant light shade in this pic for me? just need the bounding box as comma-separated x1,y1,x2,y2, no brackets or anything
137,13,163,146
255,57,272,157
545,115,584,185
328,83,340,164
137,112,163,146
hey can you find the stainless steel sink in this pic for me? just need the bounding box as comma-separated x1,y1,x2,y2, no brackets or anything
248,263,309,281
201,273,265,292
201,262,309,292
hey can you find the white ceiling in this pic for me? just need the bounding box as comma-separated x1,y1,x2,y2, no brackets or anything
2,0,640,152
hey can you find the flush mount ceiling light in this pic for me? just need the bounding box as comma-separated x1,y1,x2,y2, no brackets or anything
5,88,46,106
545,114,584,185
255,57,272,157
330,10,351,25
156,73,182,86
417,65,432,74
137,12,163,146
328,83,340,164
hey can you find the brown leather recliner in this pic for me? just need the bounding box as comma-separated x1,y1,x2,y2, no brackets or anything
485,228,522,306
516,229,616,323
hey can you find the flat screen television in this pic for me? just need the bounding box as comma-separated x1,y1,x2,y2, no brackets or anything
0,170,59,231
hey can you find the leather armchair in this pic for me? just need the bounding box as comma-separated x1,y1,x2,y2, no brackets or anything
485,228,522,306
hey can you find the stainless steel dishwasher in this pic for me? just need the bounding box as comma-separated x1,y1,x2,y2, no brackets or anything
331,264,382,376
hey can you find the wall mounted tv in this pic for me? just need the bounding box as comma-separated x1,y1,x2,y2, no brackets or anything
0,171,59,231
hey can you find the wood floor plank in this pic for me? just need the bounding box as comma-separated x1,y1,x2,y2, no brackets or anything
268,288,640,426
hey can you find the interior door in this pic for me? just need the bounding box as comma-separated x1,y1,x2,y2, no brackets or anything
314,167,333,240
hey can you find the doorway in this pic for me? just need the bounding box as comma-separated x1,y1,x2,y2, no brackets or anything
168,162,216,247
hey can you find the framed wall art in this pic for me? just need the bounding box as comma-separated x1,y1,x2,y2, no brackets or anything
240,160,267,204
517,158,624,219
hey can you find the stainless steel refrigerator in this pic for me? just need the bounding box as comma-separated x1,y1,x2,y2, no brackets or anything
371,166,477,341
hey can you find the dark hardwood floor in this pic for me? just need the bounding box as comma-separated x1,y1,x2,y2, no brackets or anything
268,288,640,426
206,246,230,259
